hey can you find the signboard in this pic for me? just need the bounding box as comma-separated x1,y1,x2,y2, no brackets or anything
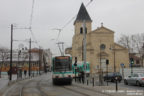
55,56,69,59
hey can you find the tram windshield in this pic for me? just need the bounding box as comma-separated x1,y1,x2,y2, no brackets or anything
54,57,72,72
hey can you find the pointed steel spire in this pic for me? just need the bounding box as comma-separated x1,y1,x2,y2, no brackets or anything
74,3,92,24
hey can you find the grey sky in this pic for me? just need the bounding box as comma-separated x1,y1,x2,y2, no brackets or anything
0,0,144,55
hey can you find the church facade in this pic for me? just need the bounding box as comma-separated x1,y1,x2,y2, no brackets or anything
68,3,129,73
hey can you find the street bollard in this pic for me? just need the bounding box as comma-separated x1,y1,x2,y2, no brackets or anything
92,77,94,87
115,77,118,91
87,80,89,85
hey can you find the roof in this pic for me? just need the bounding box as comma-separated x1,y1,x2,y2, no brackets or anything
74,3,92,24
91,25,114,34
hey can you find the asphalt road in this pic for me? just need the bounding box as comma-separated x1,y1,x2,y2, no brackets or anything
1,73,110,96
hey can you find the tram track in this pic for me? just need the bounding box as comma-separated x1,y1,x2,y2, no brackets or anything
20,79,33,96
36,79,49,96
62,86,90,96
19,75,52,96
2,74,113,96
71,84,113,96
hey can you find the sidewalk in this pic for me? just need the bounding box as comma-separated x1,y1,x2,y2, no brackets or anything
72,80,144,96
0,74,17,90
0,72,43,91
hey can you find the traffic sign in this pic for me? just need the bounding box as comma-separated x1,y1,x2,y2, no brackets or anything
120,63,124,67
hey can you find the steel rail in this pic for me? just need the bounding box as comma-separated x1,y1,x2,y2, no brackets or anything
62,86,90,96
72,84,113,96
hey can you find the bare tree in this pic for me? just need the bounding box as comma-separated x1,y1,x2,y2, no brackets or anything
117,33,144,66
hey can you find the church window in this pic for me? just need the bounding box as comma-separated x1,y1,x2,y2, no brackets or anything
100,44,106,50
80,27,87,34
85,27,87,34
80,27,83,34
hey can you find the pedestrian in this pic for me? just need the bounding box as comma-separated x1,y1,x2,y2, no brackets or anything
24,70,27,78
7,70,10,79
78,72,81,83
81,71,84,84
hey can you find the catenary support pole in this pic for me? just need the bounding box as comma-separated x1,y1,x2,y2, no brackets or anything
29,38,31,77
10,24,13,81
83,20,87,84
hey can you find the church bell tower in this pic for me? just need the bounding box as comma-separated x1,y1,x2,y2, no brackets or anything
72,3,92,61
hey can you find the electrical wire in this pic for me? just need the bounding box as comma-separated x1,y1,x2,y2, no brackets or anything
56,0,93,41
29,0,40,47
29,0,35,28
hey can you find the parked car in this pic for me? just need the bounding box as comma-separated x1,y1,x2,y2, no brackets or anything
103,72,122,82
124,73,144,86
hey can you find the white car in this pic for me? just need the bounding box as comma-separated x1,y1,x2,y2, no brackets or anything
124,73,144,86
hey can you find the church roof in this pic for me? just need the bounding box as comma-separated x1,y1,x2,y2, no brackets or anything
74,3,92,24
91,24,115,34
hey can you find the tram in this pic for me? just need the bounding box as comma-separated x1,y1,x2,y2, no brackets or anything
52,56,73,85
72,62,90,77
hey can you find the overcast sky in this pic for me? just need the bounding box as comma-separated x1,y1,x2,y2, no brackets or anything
0,0,144,55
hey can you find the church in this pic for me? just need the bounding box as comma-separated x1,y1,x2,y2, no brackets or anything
66,3,129,73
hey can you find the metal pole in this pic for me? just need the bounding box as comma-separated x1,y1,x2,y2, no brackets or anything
83,20,87,84
106,63,108,86
99,40,103,86
62,42,64,56
99,43,102,85
115,77,118,91
93,77,94,87
17,52,19,79
29,38,31,77
122,66,124,79
113,45,116,72
75,68,76,82
0,62,1,78
131,64,133,75
39,47,41,75
10,24,13,81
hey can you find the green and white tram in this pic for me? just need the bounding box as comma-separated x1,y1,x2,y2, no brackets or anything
72,62,90,77
52,56,73,85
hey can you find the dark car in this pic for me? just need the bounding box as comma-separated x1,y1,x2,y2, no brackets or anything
103,72,122,82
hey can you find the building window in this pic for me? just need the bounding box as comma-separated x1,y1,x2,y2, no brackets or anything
80,27,87,34
100,44,106,50
80,27,83,34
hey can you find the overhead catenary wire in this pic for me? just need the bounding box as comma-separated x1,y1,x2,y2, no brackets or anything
29,0,40,47
56,0,93,41
62,0,93,29
29,0,35,28
52,0,93,55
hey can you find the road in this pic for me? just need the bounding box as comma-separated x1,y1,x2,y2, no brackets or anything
1,73,144,96
1,73,111,96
